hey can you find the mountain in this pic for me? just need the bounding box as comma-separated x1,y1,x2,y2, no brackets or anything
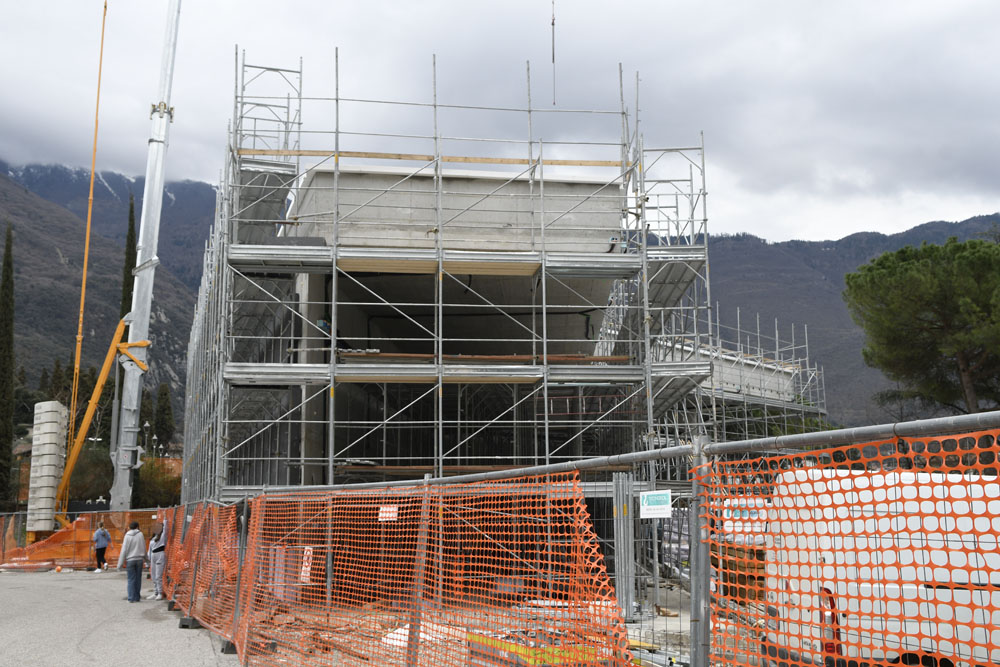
0,169,195,423
2,161,215,291
709,215,1000,426
5,160,997,430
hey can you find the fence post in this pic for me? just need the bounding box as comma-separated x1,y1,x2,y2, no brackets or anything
180,504,204,629
689,434,711,667
325,496,333,606
223,499,249,655
178,557,202,628
650,460,661,613
406,475,432,667
613,472,636,620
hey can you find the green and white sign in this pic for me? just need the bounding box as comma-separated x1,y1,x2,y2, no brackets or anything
639,489,673,518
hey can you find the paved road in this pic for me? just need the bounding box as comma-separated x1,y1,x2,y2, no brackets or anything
0,567,240,667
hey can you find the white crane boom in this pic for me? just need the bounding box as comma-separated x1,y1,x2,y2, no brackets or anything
110,0,183,511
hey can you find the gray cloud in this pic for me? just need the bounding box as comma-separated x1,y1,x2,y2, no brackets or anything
2,1,998,241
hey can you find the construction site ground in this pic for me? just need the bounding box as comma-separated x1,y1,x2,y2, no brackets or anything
625,582,692,665
0,568,238,666
1,565,696,666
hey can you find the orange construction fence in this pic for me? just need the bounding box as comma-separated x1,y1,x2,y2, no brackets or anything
1,474,631,665
0,510,160,571
701,428,1000,667
160,472,630,666
8,426,1000,667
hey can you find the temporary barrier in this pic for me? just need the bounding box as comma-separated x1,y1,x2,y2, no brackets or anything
7,415,1000,667
155,473,632,665
0,510,160,571
170,502,241,640
243,474,628,665
161,505,184,600
0,513,27,564
701,428,1000,667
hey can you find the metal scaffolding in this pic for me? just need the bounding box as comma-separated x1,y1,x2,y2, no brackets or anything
705,308,827,441
181,52,823,508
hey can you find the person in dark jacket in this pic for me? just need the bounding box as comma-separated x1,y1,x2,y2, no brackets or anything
116,521,147,602
92,521,112,572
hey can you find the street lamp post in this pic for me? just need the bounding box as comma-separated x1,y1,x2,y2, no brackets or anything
143,421,150,456
153,434,160,458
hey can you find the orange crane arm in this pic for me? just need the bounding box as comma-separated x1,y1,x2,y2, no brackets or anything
67,0,108,477
54,319,149,528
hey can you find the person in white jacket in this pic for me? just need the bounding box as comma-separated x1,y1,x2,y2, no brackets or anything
116,521,147,602
145,517,169,601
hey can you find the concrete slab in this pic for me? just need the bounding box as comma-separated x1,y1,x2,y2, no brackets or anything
0,568,239,666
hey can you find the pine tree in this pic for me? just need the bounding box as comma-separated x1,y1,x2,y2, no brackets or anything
0,224,14,504
38,368,50,396
845,238,1000,413
154,383,175,446
50,359,66,404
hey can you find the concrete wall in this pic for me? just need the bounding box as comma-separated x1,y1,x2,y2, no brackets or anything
287,166,624,252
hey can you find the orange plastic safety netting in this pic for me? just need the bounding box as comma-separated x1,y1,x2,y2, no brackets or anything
168,503,241,639
166,503,203,612
700,428,1000,667
161,505,183,600
224,472,630,666
0,513,26,564
0,510,160,570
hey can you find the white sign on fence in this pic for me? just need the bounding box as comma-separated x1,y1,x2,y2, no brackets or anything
300,545,314,583
639,489,673,518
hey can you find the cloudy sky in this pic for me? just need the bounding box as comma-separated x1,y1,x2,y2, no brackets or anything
2,1,997,242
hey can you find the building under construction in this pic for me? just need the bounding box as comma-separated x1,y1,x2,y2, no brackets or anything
181,55,825,509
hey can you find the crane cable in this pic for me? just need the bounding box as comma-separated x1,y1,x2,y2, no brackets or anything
67,1,109,464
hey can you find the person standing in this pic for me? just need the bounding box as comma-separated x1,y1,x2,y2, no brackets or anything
116,521,147,602
145,518,169,600
92,521,112,572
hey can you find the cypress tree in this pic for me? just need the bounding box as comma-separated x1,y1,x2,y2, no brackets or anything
111,195,139,450
63,351,73,404
78,366,98,427
154,383,175,446
95,381,115,443
139,388,154,446
0,224,14,503
120,194,137,320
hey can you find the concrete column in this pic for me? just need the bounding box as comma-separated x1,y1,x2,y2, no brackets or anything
27,401,68,533
300,273,327,484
